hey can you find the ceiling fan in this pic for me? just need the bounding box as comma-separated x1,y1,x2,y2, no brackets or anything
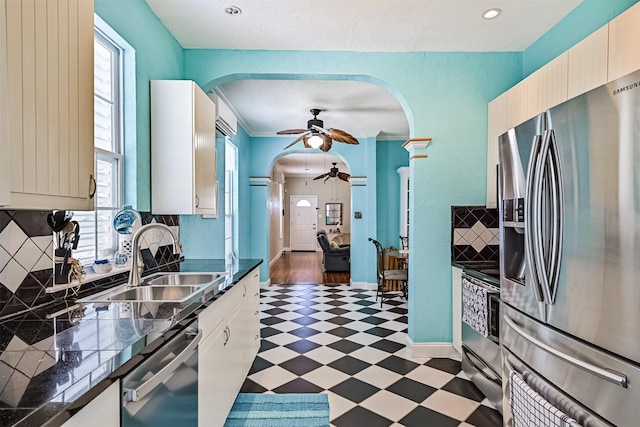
278,109,359,152
313,162,350,182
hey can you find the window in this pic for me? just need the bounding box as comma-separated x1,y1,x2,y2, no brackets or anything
224,141,237,267
73,30,123,264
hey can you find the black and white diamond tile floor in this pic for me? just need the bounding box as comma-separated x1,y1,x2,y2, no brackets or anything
239,284,503,427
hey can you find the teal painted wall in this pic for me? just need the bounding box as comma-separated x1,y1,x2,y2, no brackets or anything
95,0,184,211
96,0,636,345
179,136,226,259
523,0,638,77
184,49,523,342
234,126,253,258
376,140,409,248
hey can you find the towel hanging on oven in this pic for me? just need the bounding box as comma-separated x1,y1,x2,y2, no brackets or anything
462,278,490,337
510,371,581,427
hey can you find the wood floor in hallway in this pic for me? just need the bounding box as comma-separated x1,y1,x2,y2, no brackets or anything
270,251,350,285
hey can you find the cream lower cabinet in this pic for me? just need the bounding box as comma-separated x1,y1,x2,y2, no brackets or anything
151,80,218,216
199,268,260,427
2,0,95,210
61,381,120,427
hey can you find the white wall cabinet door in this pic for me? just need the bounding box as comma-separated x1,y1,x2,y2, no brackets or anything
62,381,120,427
0,0,10,206
4,0,95,210
151,80,217,216
568,25,609,99
608,1,640,82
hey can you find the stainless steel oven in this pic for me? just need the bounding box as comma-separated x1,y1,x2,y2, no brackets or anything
461,273,502,412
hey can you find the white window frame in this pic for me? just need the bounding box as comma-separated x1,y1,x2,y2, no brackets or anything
73,29,124,265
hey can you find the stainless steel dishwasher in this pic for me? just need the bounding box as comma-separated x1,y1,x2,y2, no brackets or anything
122,320,201,426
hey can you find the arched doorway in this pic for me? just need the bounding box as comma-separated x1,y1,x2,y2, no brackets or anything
269,153,352,285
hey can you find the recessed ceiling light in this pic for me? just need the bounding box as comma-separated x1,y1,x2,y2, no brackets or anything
224,5,242,16
483,8,501,19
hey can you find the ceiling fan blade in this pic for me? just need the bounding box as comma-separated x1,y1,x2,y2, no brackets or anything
319,134,332,152
324,175,330,182
338,172,351,182
277,128,308,135
283,132,309,150
313,172,329,180
329,128,359,145
311,124,330,135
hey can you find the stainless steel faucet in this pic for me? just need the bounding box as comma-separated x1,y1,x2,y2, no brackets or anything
127,223,182,286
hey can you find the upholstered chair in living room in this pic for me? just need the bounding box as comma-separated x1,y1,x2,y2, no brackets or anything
317,231,350,272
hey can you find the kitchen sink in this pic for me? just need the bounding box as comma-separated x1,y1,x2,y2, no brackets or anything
107,285,202,302
77,271,228,305
145,272,224,286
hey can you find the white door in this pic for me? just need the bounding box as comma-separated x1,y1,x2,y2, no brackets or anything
290,195,318,251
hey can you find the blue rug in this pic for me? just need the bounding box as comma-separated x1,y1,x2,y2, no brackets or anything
224,393,330,427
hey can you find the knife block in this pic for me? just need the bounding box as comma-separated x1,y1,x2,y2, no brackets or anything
54,248,72,284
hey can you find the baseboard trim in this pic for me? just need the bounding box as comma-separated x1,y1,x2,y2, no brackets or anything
405,337,460,360
350,281,377,291
260,278,271,289
269,251,283,267
269,249,284,268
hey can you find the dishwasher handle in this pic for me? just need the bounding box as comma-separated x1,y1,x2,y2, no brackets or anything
124,329,203,403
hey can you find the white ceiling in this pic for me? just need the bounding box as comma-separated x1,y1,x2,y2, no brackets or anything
145,0,583,172
145,0,582,52
217,80,409,139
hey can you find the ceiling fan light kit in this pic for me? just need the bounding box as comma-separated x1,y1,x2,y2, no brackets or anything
278,109,359,152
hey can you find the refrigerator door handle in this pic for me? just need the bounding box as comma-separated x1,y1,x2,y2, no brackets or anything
546,130,564,304
504,316,628,388
524,134,545,302
533,130,553,304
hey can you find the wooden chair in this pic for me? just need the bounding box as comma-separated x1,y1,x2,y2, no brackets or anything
369,238,408,307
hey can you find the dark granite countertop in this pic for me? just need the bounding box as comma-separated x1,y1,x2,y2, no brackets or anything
452,261,500,286
0,258,262,427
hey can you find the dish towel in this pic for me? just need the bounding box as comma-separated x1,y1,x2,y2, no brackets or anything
510,371,581,427
462,278,489,337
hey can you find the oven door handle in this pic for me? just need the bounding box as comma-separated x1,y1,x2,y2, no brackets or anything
124,329,203,402
504,316,627,388
462,346,501,386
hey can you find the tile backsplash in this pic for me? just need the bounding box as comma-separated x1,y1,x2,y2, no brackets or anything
0,210,180,318
451,206,499,263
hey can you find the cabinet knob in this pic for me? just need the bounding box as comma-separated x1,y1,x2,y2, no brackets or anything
255,310,258,315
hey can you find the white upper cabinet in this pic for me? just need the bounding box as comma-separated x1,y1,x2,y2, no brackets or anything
2,0,95,210
567,25,609,99
0,0,10,206
151,80,218,216
608,1,640,82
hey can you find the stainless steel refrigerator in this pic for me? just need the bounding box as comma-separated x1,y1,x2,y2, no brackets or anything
498,69,640,426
